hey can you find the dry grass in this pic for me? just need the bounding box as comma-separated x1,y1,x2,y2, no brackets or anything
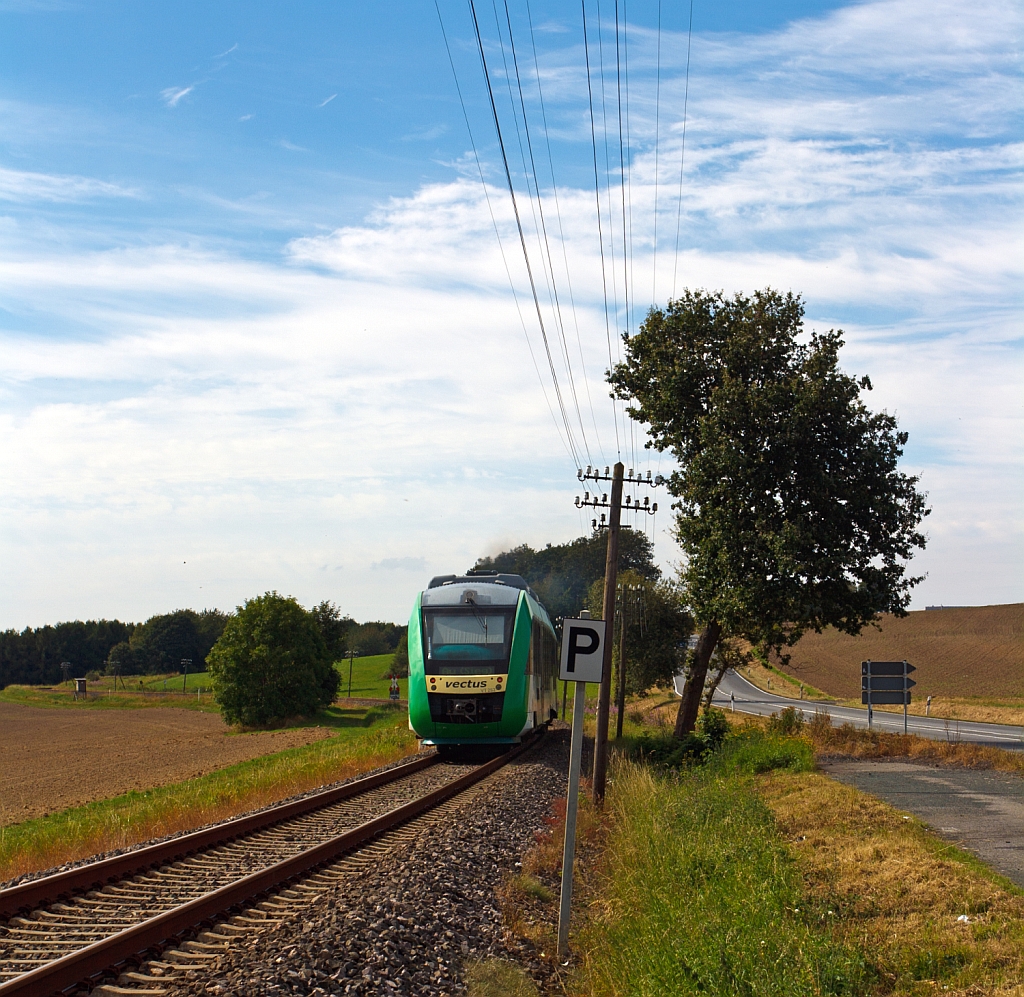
833,697,1024,727
759,768,1024,994
464,958,540,997
803,711,1024,775
767,603,1024,701
736,657,831,699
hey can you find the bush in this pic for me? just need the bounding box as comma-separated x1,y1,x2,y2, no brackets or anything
207,592,340,727
633,708,731,769
719,734,815,774
767,705,805,736
696,707,729,751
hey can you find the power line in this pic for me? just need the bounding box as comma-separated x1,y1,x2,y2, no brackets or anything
652,0,662,305
497,0,593,465
468,0,583,469
433,1,576,463
524,0,604,460
581,0,619,459
672,0,695,301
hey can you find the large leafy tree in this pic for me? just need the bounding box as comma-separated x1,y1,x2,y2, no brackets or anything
207,592,340,727
609,289,929,737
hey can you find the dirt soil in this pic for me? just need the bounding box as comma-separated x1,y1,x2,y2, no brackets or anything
769,603,1024,700
0,703,335,825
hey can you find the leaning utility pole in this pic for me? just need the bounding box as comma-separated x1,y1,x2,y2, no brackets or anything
576,464,663,803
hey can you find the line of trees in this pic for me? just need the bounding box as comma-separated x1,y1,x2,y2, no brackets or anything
1,604,407,690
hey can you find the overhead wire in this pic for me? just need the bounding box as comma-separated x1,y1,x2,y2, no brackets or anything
651,0,661,305
581,0,620,459
495,0,593,465
467,0,583,470
433,1,575,463
614,0,638,473
524,0,605,460
672,0,695,301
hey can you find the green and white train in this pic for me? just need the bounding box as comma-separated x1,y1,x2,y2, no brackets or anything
407,571,559,750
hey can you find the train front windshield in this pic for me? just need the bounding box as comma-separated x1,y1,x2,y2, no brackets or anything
422,609,514,675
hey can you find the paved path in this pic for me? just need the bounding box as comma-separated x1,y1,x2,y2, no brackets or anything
689,669,1024,750
820,759,1024,888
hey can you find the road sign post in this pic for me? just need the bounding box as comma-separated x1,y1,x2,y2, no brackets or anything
862,660,916,733
556,615,606,959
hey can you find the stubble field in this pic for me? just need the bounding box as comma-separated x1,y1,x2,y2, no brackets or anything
0,702,335,825
770,603,1024,701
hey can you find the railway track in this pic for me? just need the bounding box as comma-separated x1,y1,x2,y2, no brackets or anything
0,732,543,996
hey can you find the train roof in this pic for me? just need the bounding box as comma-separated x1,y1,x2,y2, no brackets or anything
421,571,542,610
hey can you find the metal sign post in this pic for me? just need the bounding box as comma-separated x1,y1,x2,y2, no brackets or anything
862,660,916,733
556,615,606,959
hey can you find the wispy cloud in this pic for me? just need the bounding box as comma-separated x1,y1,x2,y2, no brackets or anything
0,166,136,202
318,94,337,108
401,123,447,142
214,43,238,59
160,85,194,108
239,113,253,122
278,138,308,152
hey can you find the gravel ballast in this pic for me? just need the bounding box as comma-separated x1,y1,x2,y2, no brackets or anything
164,728,570,997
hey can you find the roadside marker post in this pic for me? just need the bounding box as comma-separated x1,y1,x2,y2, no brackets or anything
862,660,916,733
556,614,606,959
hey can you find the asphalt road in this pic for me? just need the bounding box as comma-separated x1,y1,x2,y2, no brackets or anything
678,669,1024,750
820,759,1024,888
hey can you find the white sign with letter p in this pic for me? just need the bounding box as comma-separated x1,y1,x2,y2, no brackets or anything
559,619,606,684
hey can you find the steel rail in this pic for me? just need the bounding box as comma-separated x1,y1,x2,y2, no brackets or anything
0,753,439,921
0,731,542,996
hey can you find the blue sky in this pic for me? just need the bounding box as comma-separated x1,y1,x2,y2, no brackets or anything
1,0,1021,628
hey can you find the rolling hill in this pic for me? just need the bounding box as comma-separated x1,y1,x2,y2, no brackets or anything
771,603,1024,701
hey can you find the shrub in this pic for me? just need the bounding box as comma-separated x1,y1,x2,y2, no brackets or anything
696,707,729,751
716,728,815,775
767,705,805,736
207,592,340,727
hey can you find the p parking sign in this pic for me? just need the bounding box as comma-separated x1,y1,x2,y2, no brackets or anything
559,618,606,684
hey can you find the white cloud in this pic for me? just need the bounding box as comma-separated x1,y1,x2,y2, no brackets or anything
0,0,1020,626
318,94,337,108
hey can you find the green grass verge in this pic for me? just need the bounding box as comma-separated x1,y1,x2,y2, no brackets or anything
1,657,406,712
0,704,415,881
573,740,868,996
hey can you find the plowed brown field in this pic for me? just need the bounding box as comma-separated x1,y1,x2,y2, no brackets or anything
0,703,334,825
772,603,1024,701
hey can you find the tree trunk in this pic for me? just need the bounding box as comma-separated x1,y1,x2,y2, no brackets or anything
674,621,723,738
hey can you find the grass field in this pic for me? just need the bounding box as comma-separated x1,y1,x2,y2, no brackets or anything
0,653,406,713
333,653,406,700
0,702,416,882
767,603,1024,701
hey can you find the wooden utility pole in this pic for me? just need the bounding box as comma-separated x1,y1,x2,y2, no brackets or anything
591,461,623,803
